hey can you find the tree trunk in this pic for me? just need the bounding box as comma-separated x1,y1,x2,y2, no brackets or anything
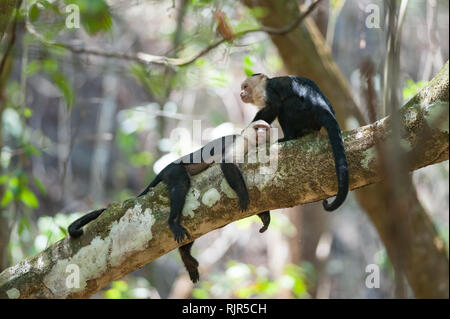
0,0,21,271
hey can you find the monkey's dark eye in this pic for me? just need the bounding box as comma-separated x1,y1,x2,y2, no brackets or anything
243,84,248,89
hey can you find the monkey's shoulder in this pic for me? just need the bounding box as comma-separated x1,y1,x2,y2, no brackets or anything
269,76,323,98
270,75,319,88
269,76,334,114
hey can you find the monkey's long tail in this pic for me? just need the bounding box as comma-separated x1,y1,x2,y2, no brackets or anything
68,208,106,238
137,173,163,197
321,113,349,211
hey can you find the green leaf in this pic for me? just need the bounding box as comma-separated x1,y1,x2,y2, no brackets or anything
129,151,153,168
1,189,14,207
29,4,40,22
64,0,112,35
42,59,58,73
402,79,428,101
25,143,41,156
129,63,164,98
24,108,33,118
33,177,47,195
243,56,255,76
51,72,75,108
190,0,213,6
195,59,205,67
116,130,137,155
104,289,121,299
247,7,269,18
38,0,62,15
0,174,8,184
18,216,32,236
8,176,20,196
192,287,210,299
112,280,128,292
58,226,68,236
19,188,39,208
25,61,41,77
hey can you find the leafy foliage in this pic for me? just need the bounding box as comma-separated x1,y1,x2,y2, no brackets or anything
63,0,112,35
403,79,428,101
192,261,312,298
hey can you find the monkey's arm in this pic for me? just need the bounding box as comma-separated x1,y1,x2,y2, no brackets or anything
137,171,163,197
220,163,250,211
251,89,281,124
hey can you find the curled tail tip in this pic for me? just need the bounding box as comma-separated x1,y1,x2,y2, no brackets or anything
322,194,348,211
322,199,336,211
68,227,83,238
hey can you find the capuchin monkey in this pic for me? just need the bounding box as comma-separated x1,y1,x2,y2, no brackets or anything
68,120,272,283
240,73,349,211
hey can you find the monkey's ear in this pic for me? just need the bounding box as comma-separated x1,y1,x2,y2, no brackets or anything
251,73,268,78
257,73,267,80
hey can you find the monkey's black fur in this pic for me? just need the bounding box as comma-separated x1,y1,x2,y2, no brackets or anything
68,208,106,238
252,75,349,211
68,134,271,283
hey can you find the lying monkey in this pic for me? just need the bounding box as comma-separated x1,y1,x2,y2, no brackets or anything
69,120,272,282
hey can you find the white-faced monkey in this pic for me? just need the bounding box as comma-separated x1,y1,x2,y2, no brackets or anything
68,120,272,282
240,73,349,211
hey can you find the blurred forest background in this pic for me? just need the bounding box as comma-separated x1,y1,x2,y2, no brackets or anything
0,0,448,299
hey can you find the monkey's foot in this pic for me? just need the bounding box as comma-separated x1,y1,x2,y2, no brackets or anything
257,211,271,233
170,224,191,243
187,268,200,283
238,197,250,212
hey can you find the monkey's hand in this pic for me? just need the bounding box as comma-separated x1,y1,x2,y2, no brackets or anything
188,268,200,283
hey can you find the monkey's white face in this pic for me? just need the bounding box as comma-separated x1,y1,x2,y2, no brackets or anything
240,74,268,108
242,120,271,147
240,80,254,103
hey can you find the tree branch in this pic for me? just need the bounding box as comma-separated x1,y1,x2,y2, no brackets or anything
0,0,22,80
0,62,448,299
26,0,323,68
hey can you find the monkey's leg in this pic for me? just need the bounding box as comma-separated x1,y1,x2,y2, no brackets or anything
220,163,249,211
257,211,271,233
179,242,200,283
164,165,192,243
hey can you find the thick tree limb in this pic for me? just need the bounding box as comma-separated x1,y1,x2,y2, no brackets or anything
0,63,448,299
